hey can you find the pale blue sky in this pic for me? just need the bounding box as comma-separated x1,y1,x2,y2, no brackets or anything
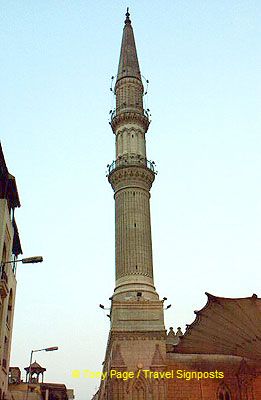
1,1,261,399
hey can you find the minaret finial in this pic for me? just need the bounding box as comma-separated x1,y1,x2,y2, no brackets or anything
125,7,131,24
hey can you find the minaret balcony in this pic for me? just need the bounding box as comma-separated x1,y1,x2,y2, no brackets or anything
110,108,150,133
107,156,156,176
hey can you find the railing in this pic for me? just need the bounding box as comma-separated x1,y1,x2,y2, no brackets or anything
107,156,156,175
110,109,116,121
110,107,150,122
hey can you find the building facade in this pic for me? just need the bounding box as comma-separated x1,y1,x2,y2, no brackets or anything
0,144,22,400
0,147,74,400
95,10,261,400
9,364,74,400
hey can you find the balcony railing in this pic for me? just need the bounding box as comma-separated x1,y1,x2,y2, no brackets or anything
110,107,150,122
107,156,156,175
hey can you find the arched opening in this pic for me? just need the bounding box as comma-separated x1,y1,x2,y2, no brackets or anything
132,381,145,400
2,243,7,263
217,384,231,400
6,289,13,326
3,335,9,369
129,373,149,400
1,243,8,284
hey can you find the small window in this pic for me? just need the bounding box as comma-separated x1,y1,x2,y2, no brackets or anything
2,243,7,263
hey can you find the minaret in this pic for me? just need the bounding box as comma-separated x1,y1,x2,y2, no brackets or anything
99,10,167,400
108,8,160,306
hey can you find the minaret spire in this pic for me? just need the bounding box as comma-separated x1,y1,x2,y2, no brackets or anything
111,10,148,132
117,8,141,82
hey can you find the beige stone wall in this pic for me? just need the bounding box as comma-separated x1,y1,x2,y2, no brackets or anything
116,125,146,159
111,300,165,332
98,334,167,400
9,383,42,400
109,159,156,300
0,200,13,259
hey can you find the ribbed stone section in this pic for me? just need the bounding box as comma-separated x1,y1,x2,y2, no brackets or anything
108,164,158,299
115,188,153,280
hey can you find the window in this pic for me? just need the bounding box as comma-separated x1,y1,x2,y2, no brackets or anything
6,290,13,326
2,244,7,263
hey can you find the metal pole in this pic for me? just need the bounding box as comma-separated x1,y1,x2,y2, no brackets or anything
25,350,33,400
28,350,33,383
24,347,57,400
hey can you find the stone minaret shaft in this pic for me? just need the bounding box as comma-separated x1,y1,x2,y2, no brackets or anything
108,10,159,304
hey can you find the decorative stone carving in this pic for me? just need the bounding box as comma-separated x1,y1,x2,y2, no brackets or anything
166,327,179,346
151,344,165,368
109,165,155,192
111,344,126,369
111,112,150,133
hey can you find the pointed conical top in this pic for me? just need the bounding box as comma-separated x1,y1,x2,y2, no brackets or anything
117,9,141,82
